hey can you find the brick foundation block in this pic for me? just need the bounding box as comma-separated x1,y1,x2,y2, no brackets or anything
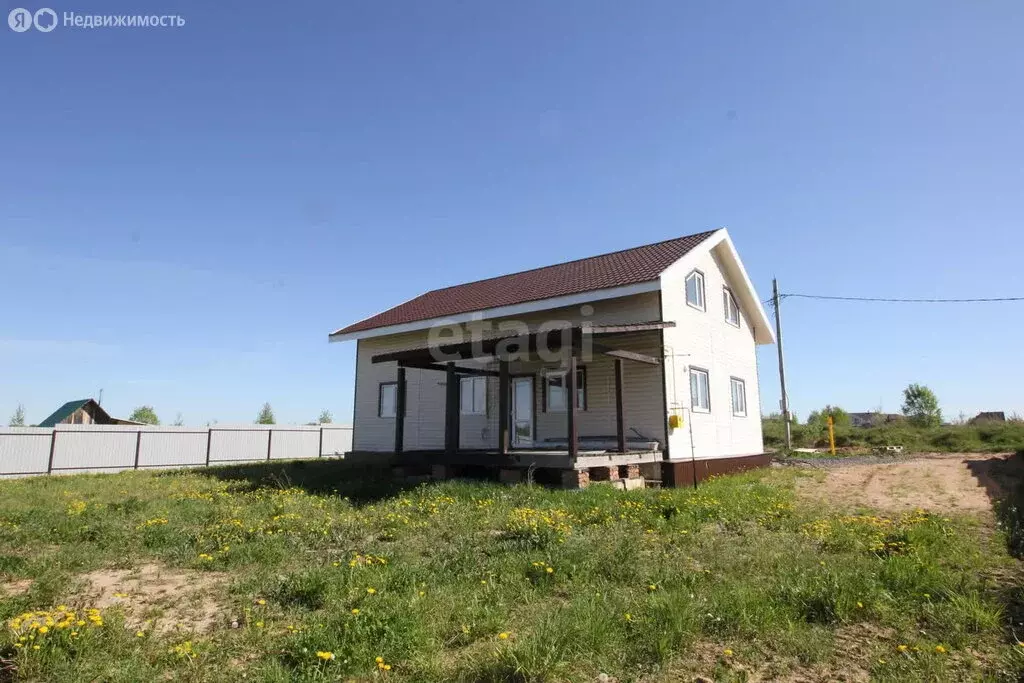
625,464,641,479
561,469,590,489
589,465,618,482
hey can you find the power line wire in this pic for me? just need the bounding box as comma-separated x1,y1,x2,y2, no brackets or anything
780,293,1024,304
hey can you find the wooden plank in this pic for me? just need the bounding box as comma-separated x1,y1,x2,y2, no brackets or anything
590,321,676,334
614,358,626,453
498,359,509,455
398,360,499,377
598,347,661,366
567,356,578,460
444,362,459,456
394,367,406,455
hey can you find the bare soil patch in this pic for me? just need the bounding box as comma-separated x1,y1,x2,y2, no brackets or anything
76,562,227,634
0,578,32,596
796,452,1018,515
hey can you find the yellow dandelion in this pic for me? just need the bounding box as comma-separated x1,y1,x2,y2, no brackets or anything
256,599,266,605
317,651,335,661
37,626,49,634
623,613,632,622
351,608,360,615
546,567,554,574
897,644,908,652
375,656,384,664
935,645,946,654
367,587,377,594
255,621,264,628
723,648,734,657
857,601,863,609
136,631,145,638
498,632,510,640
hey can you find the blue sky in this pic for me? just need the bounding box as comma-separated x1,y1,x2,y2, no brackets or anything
2,1,1022,426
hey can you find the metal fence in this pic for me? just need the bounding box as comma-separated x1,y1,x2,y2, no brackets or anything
0,425,353,478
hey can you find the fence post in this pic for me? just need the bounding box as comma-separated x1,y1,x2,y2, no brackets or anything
266,429,272,461
134,430,142,470
205,428,212,467
318,427,323,458
46,430,58,475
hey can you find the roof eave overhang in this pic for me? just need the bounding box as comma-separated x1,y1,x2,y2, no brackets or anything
328,280,662,343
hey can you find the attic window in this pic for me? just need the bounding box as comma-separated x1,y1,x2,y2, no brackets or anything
685,271,705,310
724,288,740,327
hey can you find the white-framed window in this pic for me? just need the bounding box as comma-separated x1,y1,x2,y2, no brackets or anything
723,287,740,327
460,376,487,415
689,367,710,412
378,382,397,418
730,377,747,417
544,367,587,412
685,270,705,310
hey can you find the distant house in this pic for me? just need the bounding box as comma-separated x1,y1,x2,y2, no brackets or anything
849,412,904,428
970,412,1006,424
37,399,144,427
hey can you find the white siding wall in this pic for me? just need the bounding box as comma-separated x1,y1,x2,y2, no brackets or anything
659,245,764,459
352,292,664,452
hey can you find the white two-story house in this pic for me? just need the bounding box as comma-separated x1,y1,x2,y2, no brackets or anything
329,228,775,487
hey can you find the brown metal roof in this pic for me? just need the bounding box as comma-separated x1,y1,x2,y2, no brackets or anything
333,230,718,336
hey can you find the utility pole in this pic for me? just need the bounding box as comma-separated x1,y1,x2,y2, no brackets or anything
772,278,791,450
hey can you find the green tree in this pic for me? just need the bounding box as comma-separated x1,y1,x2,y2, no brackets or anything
129,406,160,425
901,383,942,427
9,404,25,427
805,405,850,429
256,403,275,425
317,410,333,424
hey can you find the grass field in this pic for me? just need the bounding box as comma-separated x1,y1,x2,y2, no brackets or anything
1,460,1022,682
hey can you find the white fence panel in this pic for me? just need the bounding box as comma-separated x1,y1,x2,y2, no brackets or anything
209,429,272,463
139,430,208,468
270,430,318,460
0,425,354,477
52,428,137,471
0,429,52,475
321,427,353,456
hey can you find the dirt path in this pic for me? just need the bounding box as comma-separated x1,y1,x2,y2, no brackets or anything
795,452,1020,515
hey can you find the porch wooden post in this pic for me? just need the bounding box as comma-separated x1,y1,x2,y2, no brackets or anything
394,367,406,455
614,358,626,453
445,362,459,456
567,356,578,460
498,359,510,455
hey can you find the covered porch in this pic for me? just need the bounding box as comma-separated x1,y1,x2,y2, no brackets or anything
371,322,671,486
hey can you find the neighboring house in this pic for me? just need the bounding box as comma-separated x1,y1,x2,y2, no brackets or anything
971,412,1006,424
37,399,144,427
329,229,775,487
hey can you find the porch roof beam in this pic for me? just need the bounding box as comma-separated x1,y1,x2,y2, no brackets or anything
371,321,673,365
397,360,500,377
594,345,661,366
